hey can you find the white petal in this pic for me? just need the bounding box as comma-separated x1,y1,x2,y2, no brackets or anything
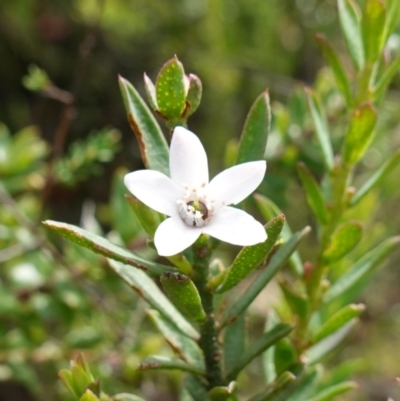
170,127,209,188
124,170,183,216
154,217,202,256
202,206,267,246
207,161,266,210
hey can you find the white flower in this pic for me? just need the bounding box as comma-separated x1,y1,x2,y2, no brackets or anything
124,127,267,256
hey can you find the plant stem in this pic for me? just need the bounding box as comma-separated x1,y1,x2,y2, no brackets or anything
192,235,223,389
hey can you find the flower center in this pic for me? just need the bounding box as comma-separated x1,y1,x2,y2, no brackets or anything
178,199,209,228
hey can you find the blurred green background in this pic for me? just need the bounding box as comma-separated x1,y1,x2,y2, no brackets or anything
1,0,400,400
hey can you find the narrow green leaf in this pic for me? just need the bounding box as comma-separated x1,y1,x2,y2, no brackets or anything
185,74,202,118
248,372,296,401
185,375,209,401
222,226,311,327
217,215,285,293
43,220,172,275
338,0,365,70
305,321,357,364
155,56,187,120
263,311,280,384
308,381,357,401
160,273,206,322
125,194,163,238
274,338,298,376
285,367,321,401
143,73,158,111
297,163,329,225
223,313,246,373
71,363,92,395
59,369,79,398
342,103,377,165
305,89,334,171
254,194,304,276
383,0,400,43
374,52,400,100
111,168,142,244
313,304,365,342
108,260,199,340
323,221,364,264
80,390,99,401
279,281,310,318
138,355,205,375
350,150,400,206
118,75,169,175
236,90,271,164
323,236,400,303
362,0,386,64
315,34,352,106
226,324,293,381
113,394,147,401
147,309,204,366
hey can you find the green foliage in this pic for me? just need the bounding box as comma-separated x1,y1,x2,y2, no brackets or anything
160,273,206,322
236,90,271,164
22,65,51,92
216,215,284,293
2,2,400,400
119,76,170,175
54,128,121,186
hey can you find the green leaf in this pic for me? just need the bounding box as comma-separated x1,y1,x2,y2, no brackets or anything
350,150,400,206
226,324,293,382
383,0,400,43
305,321,357,364
155,56,187,120
108,260,199,340
185,375,209,401
362,0,386,64
308,381,357,401
279,281,309,318
236,90,270,164
315,34,352,106
118,75,169,175
323,236,400,304
247,372,296,401
338,0,365,70
208,382,237,401
143,73,158,111
111,168,142,244
160,273,206,322
147,309,204,366
254,194,304,276
374,52,400,101
217,215,285,293
274,338,298,377
59,369,79,398
113,394,147,401
221,226,311,327
138,355,205,375
185,74,202,118
263,311,280,384
125,194,163,238
43,220,171,275
286,367,321,401
297,163,329,225
313,304,365,342
342,103,377,165
323,221,364,264
80,390,100,401
305,89,334,171
223,313,246,374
